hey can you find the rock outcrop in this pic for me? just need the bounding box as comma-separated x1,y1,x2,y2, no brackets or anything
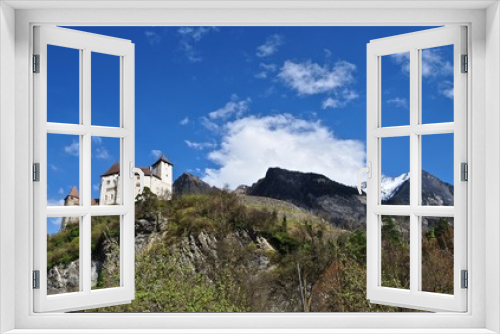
173,173,216,197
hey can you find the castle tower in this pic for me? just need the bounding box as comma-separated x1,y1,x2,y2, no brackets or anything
151,155,173,199
61,186,80,231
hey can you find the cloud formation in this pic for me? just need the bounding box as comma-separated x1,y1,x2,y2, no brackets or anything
256,34,284,57
387,97,408,109
144,30,162,46
438,80,454,99
208,96,251,120
322,90,359,109
255,63,278,79
185,140,217,150
202,114,365,189
150,149,163,159
278,60,357,96
177,27,218,62
64,142,79,157
179,117,189,125
391,49,454,99
95,147,110,160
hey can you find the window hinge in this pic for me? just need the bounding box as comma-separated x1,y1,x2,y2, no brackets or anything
461,270,468,289
33,163,40,182
33,54,40,73
33,270,40,289
461,162,468,181
461,54,468,73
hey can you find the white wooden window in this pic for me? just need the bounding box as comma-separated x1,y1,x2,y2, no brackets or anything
33,26,136,312
365,26,467,312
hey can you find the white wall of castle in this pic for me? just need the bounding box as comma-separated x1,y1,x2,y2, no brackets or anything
100,161,173,204
100,174,121,205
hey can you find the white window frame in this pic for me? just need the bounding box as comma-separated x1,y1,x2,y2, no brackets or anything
0,1,499,333
33,26,136,313
366,26,467,312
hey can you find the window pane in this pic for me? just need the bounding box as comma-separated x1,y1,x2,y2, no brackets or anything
47,134,80,207
421,45,454,124
47,216,80,295
421,216,454,295
381,136,410,205
381,215,410,290
92,137,121,205
91,52,120,127
91,216,121,290
381,52,410,127
47,45,80,124
421,133,454,206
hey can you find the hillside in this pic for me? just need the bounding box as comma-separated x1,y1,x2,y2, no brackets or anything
246,167,367,230
46,168,454,313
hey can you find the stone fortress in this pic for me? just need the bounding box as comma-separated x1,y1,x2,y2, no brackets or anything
61,155,173,230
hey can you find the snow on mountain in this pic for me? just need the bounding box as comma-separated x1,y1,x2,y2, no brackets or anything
380,173,410,201
360,172,409,200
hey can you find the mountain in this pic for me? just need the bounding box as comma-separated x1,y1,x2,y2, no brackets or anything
247,167,454,229
380,173,410,201
384,170,454,206
173,173,216,196
247,167,367,230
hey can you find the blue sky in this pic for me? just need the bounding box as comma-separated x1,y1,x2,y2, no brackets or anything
46,26,455,231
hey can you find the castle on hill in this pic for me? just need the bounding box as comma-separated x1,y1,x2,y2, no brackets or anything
61,155,173,230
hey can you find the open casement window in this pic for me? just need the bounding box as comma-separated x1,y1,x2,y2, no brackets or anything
33,26,137,312
365,26,467,312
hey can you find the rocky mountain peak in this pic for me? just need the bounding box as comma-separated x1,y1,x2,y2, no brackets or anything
173,172,215,197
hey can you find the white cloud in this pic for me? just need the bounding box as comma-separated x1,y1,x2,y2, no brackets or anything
179,117,189,125
185,140,217,150
93,183,101,191
439,80,454,99
390,52,410,74
58,188,65,195
387,97,409,109
324,48,333,58
278,60,357,96
201,117,221,133
64,142,79,156
178,26,218,42
322,97,340,109
391,49,453,78
208,96,251,120
322,90,359,109
177,27,218,62
95,147,110,160
256,34,284,58
92,136,102,144
47,198,64,207
422,48,453,77
202,114,365,189
150,149,163,159
255,63,277,79
50,164,60,172
144,30,162,45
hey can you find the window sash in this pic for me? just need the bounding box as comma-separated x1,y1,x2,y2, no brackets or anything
366,26,467,312
32,26,136,313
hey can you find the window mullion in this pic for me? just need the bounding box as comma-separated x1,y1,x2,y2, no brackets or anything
82,47,92,294
409,47,420,294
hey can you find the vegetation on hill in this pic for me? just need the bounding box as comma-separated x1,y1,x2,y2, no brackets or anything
48,186,454,312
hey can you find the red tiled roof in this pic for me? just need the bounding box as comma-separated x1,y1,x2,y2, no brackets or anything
138,167,151,176
102,162,120,176
66,186,79,199
152,155,173,166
